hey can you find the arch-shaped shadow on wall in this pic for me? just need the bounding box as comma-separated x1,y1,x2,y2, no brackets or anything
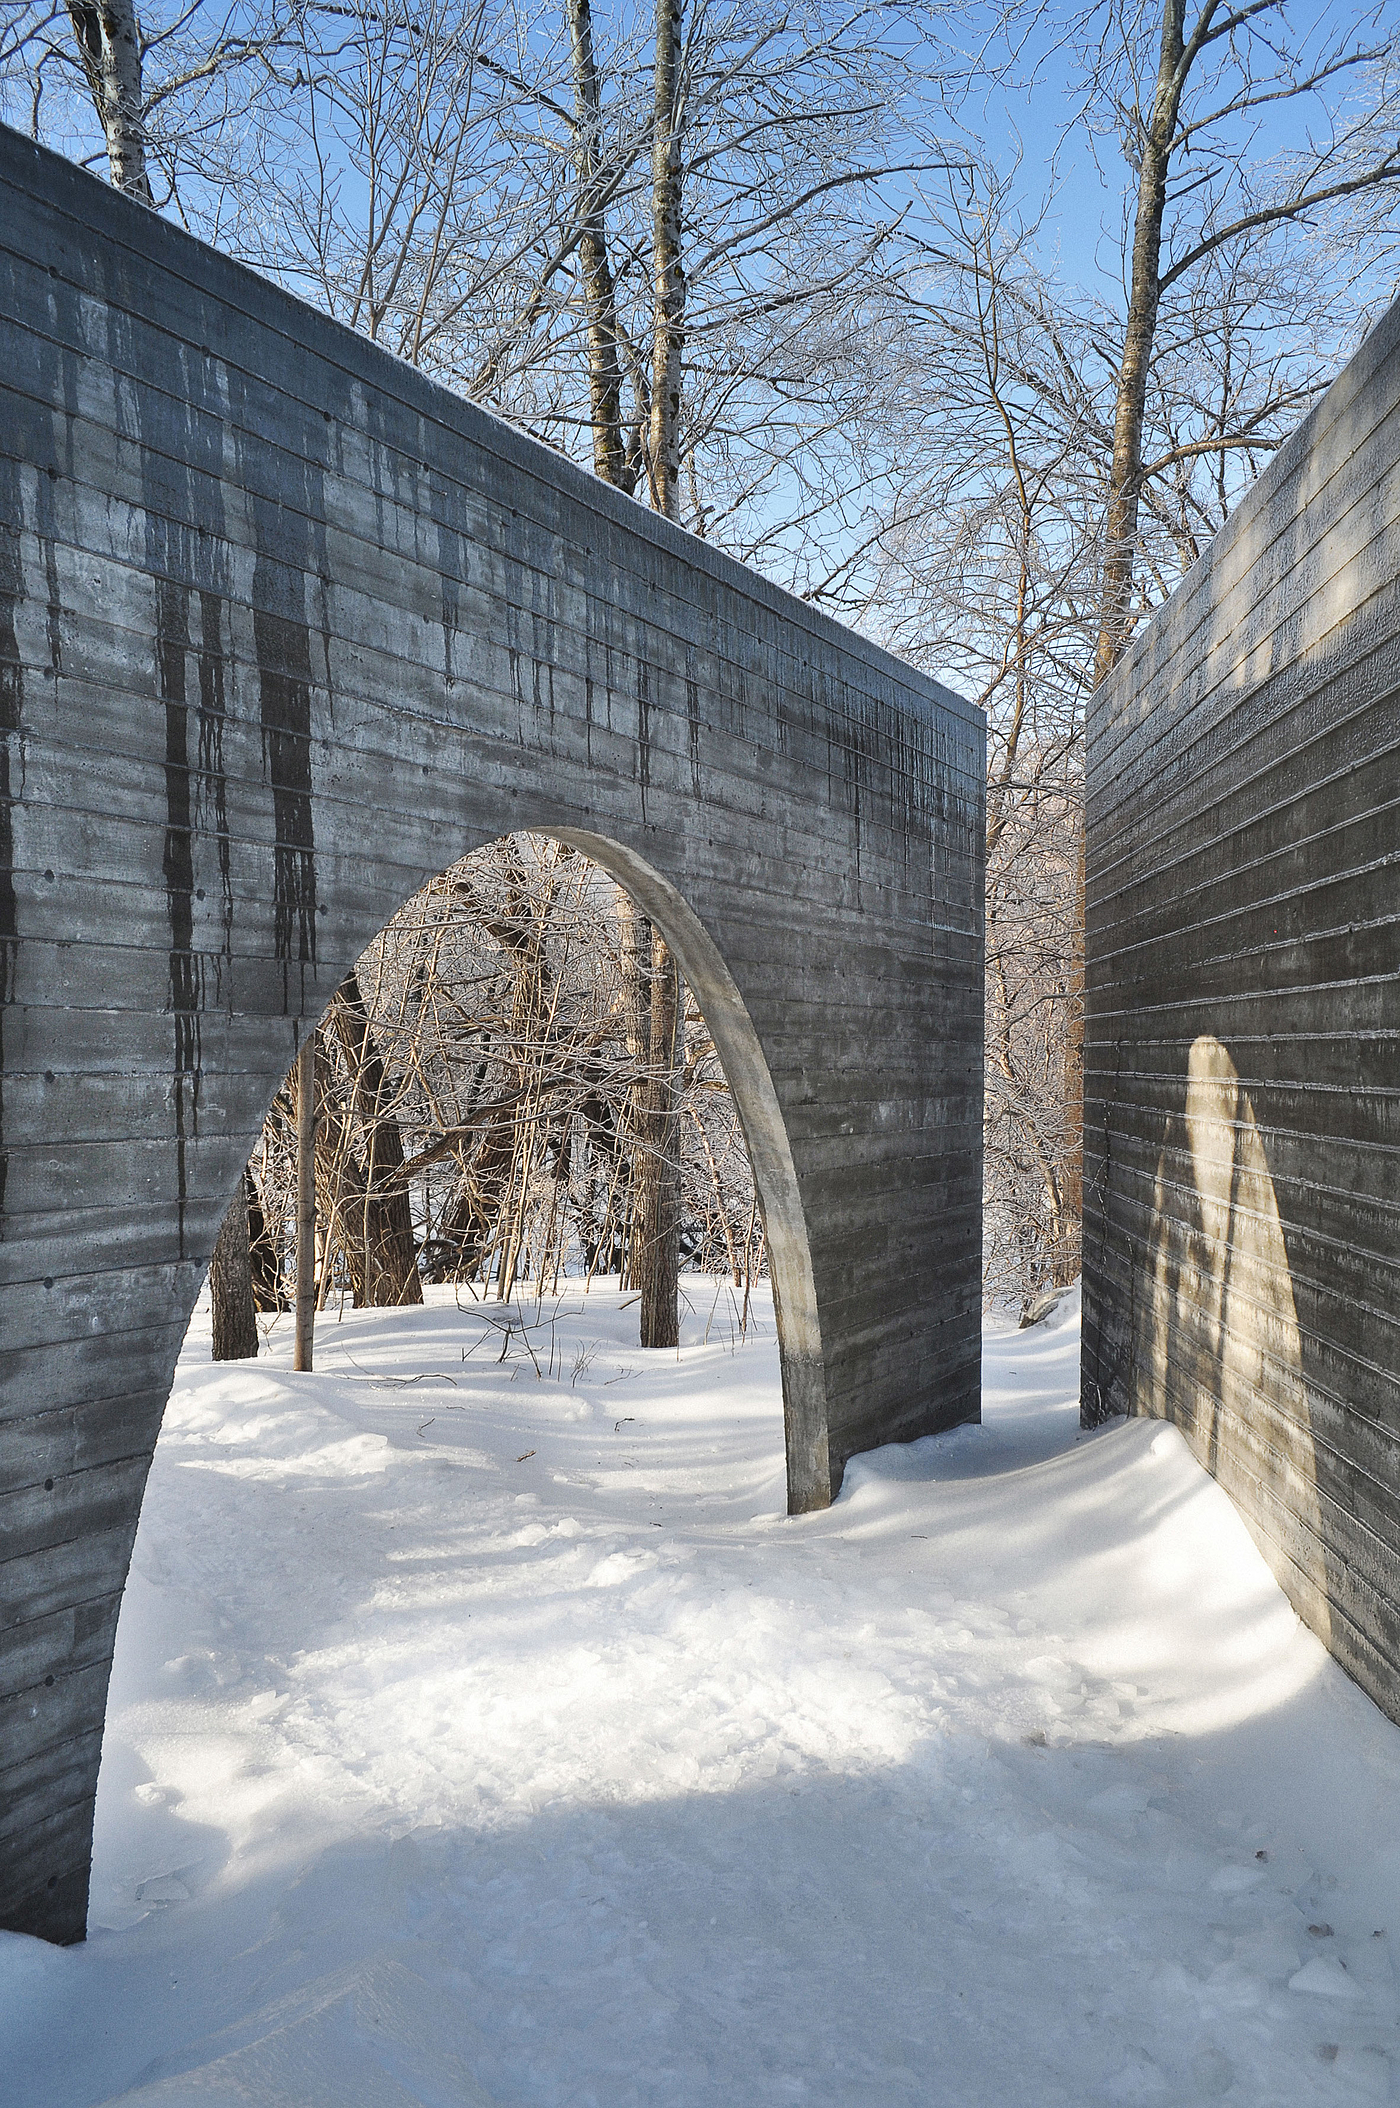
1135,1034,1330,1646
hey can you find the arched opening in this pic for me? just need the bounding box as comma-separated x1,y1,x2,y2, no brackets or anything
84,831,814,1935
204,830,826,1516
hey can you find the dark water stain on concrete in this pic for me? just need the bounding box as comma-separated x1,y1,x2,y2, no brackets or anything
637,655,651,816
195,588,234,961
435,486,465,697
687,666,702,802
0,458,23,1228
254,599,317,1007
156,576,200,1253
145,503,231,1251
250,514,318,1017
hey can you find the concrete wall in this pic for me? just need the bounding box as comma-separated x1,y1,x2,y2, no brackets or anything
0,130,984,1942
1083,295,1400,1726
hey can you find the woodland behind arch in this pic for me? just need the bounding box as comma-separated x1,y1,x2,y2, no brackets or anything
234,833,769,1342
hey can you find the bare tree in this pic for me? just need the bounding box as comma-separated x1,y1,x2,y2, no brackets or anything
141,0,959,574
293,1034,316,1370
566,0,636,487
643,0,682,515
245,1166,285,1310
626,911,682,1345
1041,4,1400,1238
62,0,151,195
209,1185,258,1356
327,968,423,1305
2,0,291,209
841,171,1094,1300
1065,0,1400,683
239,836,765,1328
841,0,1400,1293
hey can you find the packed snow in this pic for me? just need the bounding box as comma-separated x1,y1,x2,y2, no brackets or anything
5,1280,1400,2105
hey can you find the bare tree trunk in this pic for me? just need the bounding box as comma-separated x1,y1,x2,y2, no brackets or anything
616,886,683,1341
605,0,690,1322
1073,1,1191,1274
1093,0,1188,689
615,886,648,1062
312,1034,370,1305
293,1035,316,1372
566,0,635,493
245,1166,286,1310
635,929,681,1347
329,969,422,1305
614,883,648,1290
635,0,687,1333
210,1188,258,1360
647,0,685,519
65,0,153,201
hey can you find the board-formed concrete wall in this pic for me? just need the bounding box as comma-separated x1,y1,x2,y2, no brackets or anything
1083,295,1400,1724
0,131,983,1942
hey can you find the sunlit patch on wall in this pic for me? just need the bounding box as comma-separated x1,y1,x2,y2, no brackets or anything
1138,1036,1328,1646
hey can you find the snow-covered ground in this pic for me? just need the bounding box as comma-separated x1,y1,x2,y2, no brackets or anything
6,1280,1400,2106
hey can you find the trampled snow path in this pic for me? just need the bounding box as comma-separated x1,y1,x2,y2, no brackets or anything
5,1282,1400,2105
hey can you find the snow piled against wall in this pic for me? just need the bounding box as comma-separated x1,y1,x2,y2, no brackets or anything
4,1283,1400,2105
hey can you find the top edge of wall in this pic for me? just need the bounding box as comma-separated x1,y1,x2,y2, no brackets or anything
0,124,983,741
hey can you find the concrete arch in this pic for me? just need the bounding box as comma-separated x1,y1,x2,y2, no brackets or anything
235,820,833,1513
547,829,827,1510
0,129,984,1944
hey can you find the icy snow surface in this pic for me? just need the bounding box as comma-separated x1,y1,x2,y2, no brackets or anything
6,1280,1400,2105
